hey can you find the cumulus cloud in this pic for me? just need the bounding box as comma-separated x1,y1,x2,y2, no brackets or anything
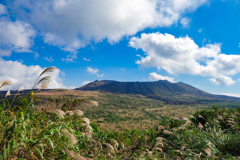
61,53,77,62
86,67,99,74
129,32,240,86
82,81,93,86
0,58,67,90
43,56,54,62
149,72,175,82
7,0,207,54
0,5,36,57
209,75,235,86
180,17,190,28
82,57,91,61
86,67,104,77
0,4,7,15
0,19,36,56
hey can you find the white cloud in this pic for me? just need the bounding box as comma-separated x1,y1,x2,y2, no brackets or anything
61,53,77,62
86,67,104,77
0,7,36,56
66,86,75,89
86,67,99,74
129,32,240,86
0,58,68,90
238,43,240,47
82,57,91,61
220,93,240,98
0,4,7,15
198,28,203,33
96,74,104,78
180,17,190,28
149,72,175,82
34,52,40,59
82,81,93,86
0,5,36,57
8,0,207,54
43,56,54,62
209,75,235,86
0,19,36,56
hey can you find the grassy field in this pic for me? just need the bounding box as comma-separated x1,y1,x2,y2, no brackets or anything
1,67,240,159
20,89,240,132
1,89,240,159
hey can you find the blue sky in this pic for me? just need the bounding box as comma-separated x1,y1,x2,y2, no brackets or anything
0,0,240,97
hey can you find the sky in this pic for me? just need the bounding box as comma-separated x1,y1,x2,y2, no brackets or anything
0,0,240,97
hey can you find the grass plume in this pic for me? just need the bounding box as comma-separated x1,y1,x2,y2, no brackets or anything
0,80,12,89
32,66,57,90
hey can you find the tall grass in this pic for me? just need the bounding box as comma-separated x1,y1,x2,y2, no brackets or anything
0,67,240,159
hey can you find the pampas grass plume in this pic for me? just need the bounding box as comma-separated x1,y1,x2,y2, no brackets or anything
62,132,78,145
48,109,66,119
66,111,74,116
103,143,115,154
155,142,164,148
0,80,12,89
173,117,181,121
82,132,93,139
110,139,119,148
18,86,24,92
39,66,57,77
5,90,10,98
81,118,90,124
98,141,103,150
198,122,203,130
163,130,173,135
182,117,190,121
152,147,163,153
204,148,212,156
217,115,224,121
73,110,84,116
189,115,196,119
156,137,166,142
157,125,164,132
66,150,93,160
85,100,99,107
39,81,50,90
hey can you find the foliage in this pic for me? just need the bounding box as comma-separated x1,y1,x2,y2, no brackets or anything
0,68,240,159
1,92,240,159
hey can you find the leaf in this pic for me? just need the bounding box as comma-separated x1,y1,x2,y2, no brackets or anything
35,147,44,159
13,139,16,156
46,136,55,152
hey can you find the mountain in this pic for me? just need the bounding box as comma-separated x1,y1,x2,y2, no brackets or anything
76,80,240,105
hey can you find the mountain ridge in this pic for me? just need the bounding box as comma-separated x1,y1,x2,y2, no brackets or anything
76,80,240,105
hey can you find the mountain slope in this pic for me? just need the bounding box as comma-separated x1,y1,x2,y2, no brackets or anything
76,80,240,104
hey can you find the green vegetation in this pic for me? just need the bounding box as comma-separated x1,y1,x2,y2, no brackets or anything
1,91,240,159
1,67,240,159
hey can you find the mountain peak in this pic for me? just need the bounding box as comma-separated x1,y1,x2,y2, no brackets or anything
76,80,240,104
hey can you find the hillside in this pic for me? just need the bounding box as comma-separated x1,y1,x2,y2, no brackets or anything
76,80,240,104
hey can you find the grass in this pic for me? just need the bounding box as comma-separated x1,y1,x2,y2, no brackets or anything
1,67,240,159
2,100,240,159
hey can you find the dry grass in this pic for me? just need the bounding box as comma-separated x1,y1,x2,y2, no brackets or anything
147,105,208,118
9,89,211,132
0,80,13,89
